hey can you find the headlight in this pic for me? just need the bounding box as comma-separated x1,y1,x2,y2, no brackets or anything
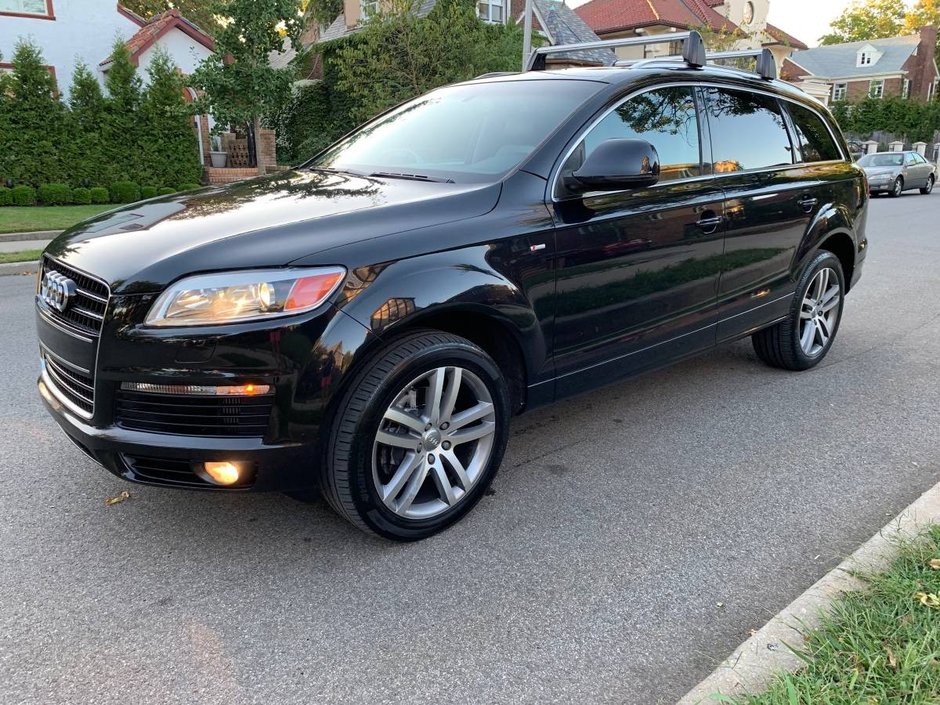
144,266,346,327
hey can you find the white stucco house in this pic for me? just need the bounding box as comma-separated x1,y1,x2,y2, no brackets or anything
1,0,216,161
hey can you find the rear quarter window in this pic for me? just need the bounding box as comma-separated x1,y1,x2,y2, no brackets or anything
786,103,843,163
702,87,795,172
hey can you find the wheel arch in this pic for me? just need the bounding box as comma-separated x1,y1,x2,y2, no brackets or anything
817,231,856,293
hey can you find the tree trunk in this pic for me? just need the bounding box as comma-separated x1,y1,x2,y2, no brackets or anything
253,116,264,176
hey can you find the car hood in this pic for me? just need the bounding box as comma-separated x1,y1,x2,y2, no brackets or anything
45,170,500,294
861,166,900,177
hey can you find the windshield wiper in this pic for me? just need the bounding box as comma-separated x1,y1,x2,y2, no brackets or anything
369,171,455,184
307,166,365,177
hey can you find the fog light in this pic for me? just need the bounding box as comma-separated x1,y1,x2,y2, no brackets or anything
199,461,241,486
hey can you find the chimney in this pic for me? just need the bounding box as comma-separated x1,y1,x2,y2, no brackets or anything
914,25,938,99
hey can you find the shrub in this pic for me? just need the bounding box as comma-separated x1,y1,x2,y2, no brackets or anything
140,186,158,199
177,183,201,192
110,181,141,203
156,186,176,196
0,187,11,207
12,185,36,206
89,186,110,204
37,183,72,205
71,187,91,204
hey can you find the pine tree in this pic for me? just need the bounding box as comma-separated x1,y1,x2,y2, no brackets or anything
3,40,68,187
68,62,108,187
0,51,12,186
102,40,144,184
140,49,201,188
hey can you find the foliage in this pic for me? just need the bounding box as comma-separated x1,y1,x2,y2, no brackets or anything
178,183,202,191
832,96,940,143
191,0,303,173
12,185,37,206
139,49,202,187
102,41,144,185
157,186,177,196
0,188,11,207
141,186,158,199
0,41,69,188
332,0,523,126
110,181,142,204
89,187,111,204
68,63,108,187
820,0,908,44
71,187,92,205
904,0,940,64
37,183,73,205
121,0,222,33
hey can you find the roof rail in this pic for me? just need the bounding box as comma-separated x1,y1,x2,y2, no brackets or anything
475,71,519,79
525,30,704,71
526,30,778,81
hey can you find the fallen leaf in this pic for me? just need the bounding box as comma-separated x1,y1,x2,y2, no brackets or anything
105,490,130,506
886,646,898,670
929,558,940,570
915,591,940,608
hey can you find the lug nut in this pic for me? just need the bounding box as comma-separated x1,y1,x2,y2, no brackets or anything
442,441,451,450
427,454,436,464
440,422,449,430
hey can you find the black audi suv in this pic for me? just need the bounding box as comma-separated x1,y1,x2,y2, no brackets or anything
36,36,867,540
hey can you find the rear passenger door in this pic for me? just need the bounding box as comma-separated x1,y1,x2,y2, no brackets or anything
906,152,931,188
701,86,816,342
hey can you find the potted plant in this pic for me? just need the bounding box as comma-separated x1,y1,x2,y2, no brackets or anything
209,135,228,168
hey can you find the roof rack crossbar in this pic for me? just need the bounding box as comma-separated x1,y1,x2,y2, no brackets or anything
525,30,705,71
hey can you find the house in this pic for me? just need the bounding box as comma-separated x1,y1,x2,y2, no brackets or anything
781,27,940,104
573,0,807,68
273,0,615,74
0,1,216,162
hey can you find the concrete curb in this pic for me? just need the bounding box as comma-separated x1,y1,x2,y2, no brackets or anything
677,478,940,705
0,230,60,242
0,261,39,277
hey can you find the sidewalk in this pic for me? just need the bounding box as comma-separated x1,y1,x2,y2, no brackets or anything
0,238,52,253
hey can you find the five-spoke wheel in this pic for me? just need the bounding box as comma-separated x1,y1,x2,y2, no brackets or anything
798,267,841,357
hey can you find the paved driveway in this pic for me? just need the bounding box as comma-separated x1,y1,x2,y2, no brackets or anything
2,194,940,705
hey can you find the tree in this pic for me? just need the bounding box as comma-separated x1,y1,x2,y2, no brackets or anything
102,40,144,184
333,0,523,125
819,0,907,45
904,0,940,64
1,40,68,187
140,48,202,187
68,63,108,186
191,0,303,175
121,0,222,33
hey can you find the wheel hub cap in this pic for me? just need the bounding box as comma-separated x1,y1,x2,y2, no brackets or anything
423,429,442,449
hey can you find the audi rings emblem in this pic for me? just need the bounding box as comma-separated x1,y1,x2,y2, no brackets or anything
40,270,77,313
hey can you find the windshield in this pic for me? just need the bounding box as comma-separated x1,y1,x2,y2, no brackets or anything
310,80,602,183
858,153,904,167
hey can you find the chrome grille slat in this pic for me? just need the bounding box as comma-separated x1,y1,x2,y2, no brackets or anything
40,257,109,337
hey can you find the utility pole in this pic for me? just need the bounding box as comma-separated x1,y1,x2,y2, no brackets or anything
522,0,533,71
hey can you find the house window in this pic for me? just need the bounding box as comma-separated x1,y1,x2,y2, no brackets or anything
859,52,871,65
929,81,936,102
477,0,503,24
0,0,53,17
832,83,847,101
903,79,911,99
869,80,884,99
360,0,378,20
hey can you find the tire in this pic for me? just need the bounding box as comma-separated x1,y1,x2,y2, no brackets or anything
890,176,903,197
320,330,510,541
921,175,934,195
752,251,845,371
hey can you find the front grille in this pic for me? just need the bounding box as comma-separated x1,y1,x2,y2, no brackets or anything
115,391,275,437
121,454,212,488
43,353,95,417
41,257,109,336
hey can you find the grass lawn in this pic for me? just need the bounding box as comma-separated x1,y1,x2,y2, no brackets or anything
732,525,940,705
0,205,112,234
0,249,43,264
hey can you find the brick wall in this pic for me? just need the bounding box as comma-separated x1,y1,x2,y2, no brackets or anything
906,25,938,100
205,167,258,185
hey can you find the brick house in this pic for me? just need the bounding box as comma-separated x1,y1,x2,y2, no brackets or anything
572,0,807,67
781,27,940,104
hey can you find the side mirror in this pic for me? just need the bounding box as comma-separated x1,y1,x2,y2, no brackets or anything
565,139,660,193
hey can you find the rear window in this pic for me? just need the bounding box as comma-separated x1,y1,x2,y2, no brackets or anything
702,87,795,172
787,103,842,163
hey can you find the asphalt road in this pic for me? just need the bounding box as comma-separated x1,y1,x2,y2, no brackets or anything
2,193,940,705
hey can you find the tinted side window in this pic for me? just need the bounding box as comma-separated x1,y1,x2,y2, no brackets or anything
568,86,702,183
906,152,919,165
703,88,794,172
787,102,842,163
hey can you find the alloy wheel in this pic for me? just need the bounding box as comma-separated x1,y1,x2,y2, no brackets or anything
799,267,841,357
372,366,496,520
893,178,903,197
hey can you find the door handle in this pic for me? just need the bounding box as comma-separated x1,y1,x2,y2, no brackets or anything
798,195,818,212
695,212,723,234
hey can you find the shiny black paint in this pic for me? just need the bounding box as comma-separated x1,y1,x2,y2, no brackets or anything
37,65,868,492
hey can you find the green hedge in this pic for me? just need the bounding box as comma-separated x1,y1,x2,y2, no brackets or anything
140,186,158,199
0,187,11,207
89,187,110,204
37,183,72,205
72,187,91,205
178,183,201,192
110,181,141,204
12,185,36,206
156,186,176,196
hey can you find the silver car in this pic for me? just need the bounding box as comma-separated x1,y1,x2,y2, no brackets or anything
858,150,936,197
